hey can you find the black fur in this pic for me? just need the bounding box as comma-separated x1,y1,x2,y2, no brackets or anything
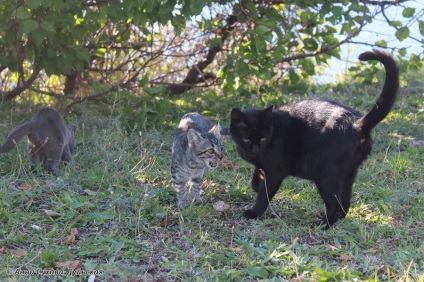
230,50,399,228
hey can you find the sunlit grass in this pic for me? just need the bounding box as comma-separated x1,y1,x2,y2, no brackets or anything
0,81,423,281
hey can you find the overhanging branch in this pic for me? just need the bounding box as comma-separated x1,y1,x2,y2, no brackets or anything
167,14,238,95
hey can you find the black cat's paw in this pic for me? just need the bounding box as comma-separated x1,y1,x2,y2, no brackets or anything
243,209,259,219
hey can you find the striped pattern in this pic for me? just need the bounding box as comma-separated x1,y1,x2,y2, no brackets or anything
171,113,223,207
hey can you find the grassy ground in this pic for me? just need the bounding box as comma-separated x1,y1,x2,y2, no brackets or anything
0,80,423,281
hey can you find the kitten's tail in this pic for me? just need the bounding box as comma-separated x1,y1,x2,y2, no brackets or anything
355,50,399,134
0,122,32,153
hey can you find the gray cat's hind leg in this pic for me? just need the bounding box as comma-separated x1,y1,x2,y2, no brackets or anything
62,145,73,163
44,149,63,174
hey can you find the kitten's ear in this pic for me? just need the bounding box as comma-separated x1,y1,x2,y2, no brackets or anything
187,128,202,147
231,109,247,128
209,122,222,137
263,105,274,122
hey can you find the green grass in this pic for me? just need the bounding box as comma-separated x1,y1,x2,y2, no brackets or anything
0,82,423,281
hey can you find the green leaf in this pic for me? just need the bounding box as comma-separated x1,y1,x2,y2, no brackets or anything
257,66,273,80
237,61,250,76
255,25,270,35
190,0,205,15
138,75,150,87
255,25,273,42
29,28,46,46
289,69,300,83
22,19,39,34
331,6,343,17
170,14,186,33
388,21,402,27
419,20,424,36
161,0,176,13
253,37,267,53
259,32,273,43
303,38,318,51
40,20,55,32
375,40,387,48
398,48,406,56
395,26,410,41
301,59,315,76
402,7,415,18
25,0,42,9
16,6,31,19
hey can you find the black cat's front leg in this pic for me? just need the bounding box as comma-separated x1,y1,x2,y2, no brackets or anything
251,167,264,193
244,170,284,219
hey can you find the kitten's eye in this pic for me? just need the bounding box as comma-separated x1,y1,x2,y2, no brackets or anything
260,138,267,143
207,148,214,154
242,138,251,144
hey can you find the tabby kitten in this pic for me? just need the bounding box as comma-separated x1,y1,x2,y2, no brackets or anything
230,50,399,228
171,113,224,207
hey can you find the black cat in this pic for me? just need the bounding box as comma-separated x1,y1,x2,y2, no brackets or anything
230,50,399,228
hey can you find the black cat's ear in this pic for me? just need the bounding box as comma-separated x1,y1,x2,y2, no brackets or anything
263,105,274,122
231,109,247,128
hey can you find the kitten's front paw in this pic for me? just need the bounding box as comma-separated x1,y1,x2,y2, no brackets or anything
177,199,190,209
243,209,259,219
194,197,203,206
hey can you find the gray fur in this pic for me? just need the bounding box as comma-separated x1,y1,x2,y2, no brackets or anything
0,107,77,174
171,113,224,207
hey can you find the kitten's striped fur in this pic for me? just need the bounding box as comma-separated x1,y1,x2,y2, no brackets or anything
171,113,224,207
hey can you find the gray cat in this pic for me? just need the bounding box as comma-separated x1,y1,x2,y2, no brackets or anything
0,107,77,174
171,113,224,207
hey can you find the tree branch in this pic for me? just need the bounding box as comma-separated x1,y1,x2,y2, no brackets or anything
167,14,238,95
66,85,119,108
381,6,424,44
0,69,40,102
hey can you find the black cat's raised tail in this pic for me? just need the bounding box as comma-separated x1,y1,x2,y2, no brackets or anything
356,50,399,134
230,50,399,229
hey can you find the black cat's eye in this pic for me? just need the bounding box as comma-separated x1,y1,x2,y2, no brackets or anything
243,138,251,144
260,138,267,143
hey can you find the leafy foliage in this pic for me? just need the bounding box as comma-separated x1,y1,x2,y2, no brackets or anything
0,0,423,103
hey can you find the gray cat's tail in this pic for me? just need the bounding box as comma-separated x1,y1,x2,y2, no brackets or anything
355,50,399,134
0,122,32,153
